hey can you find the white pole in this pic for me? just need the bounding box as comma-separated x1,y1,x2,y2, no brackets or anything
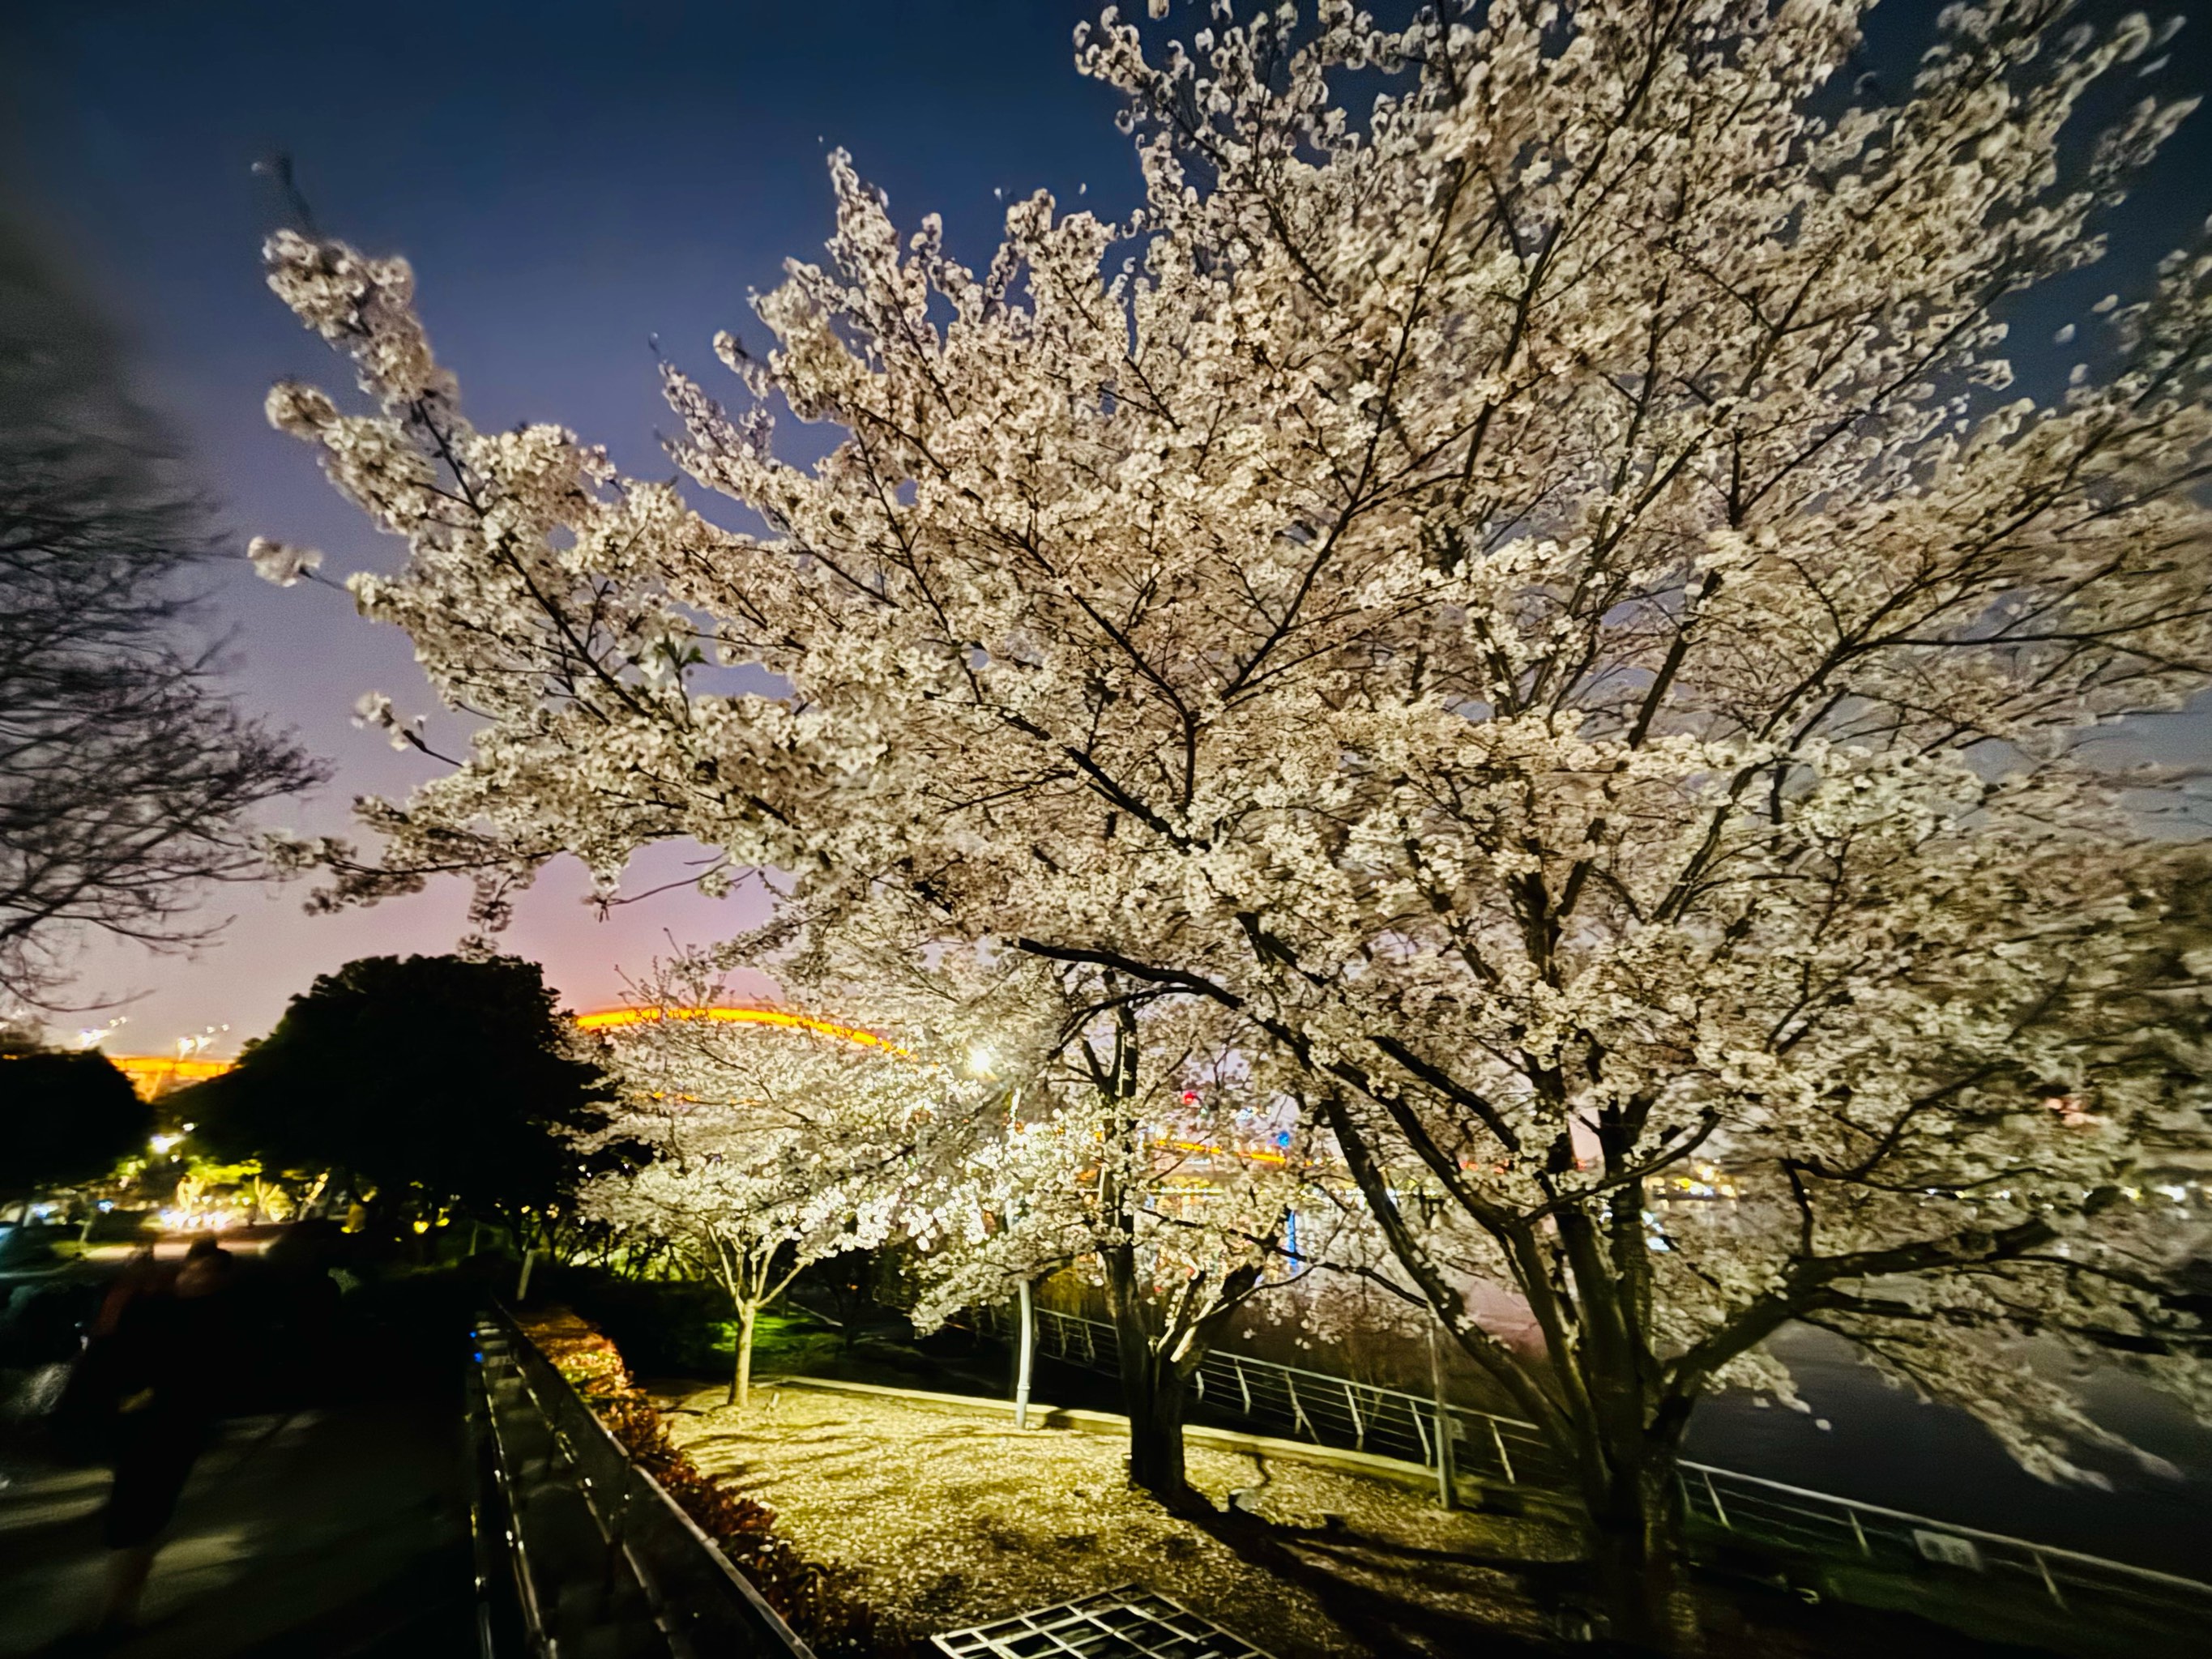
1429,1319,1458,1510
1014,1277,1036,1429
516,1247,539,1303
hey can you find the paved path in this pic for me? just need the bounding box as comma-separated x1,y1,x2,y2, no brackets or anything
0,1392,476,1657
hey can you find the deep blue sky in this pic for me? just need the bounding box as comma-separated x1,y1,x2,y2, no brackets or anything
1,0,1135,1045
2,0,2207,1050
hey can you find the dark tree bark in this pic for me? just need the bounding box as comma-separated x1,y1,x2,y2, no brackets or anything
1087,998,1268,1516
1101,1239,1198,1505
1120,1335,1194,1495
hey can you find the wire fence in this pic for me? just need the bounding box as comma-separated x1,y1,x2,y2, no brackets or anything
978,1302,2212,1638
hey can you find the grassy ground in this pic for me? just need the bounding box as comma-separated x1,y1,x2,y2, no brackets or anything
566,1288,2120,1657
538,1269,968,1396
663,1307,985,1399
663,1383,1572,1658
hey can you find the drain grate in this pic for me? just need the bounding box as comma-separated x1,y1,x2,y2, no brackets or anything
930,1586,1275,1659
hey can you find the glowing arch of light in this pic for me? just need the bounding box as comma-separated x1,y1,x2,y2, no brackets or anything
109,1055,235,1102
107,1008,899,1103
573,1005,905,1055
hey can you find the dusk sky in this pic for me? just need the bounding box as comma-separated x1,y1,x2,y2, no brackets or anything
3,0,2210,1053
2,0,1137,1050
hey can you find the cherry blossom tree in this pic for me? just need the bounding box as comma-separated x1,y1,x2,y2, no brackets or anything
724,898,1326,1503
903,971,1327,1505
579,975,963,1408
258,1,2212,1643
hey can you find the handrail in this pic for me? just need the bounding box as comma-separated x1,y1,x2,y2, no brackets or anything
1676,1461,2212,1593
475,1306,818,1659
987,1301,2212,1616
468,1321,567,1656
1022,1302,1533,1436
984,1302,1552,1484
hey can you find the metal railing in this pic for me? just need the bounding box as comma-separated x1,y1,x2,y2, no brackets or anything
471,1307,815,1659
974,1300,1557,1488
979,1303,2212,1638
1681,1463,2212,1631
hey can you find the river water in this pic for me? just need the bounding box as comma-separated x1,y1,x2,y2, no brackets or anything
1214,1308,2212,1582
1680,1324,2212,1580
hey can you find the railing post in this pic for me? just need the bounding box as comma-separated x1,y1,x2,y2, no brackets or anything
1284,1372,1315,1439
1343,1380,1366,1450
1849,1508,1871,1559
1013,1278,1036,1431
1488,1417,1515,1487
1232,1354,1251,1414
1702,1467,1731,1529
2035,1550,2068,1610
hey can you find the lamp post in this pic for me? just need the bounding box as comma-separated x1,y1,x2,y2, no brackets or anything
997,1081,1039,1430
1014,1275,1036,1429
1414,1185,1457,1510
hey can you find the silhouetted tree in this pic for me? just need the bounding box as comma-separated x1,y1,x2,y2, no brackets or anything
188,953,609,1238
0,1044,150,1201
0,211,324,1009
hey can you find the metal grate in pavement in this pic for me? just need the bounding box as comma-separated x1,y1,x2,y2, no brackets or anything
930,1586,1275,1659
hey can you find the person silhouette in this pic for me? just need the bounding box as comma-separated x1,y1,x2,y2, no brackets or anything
86,1235,242,1635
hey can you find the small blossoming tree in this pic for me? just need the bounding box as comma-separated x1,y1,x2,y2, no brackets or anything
579,976,963,1408
736,902,1326,1504
905,974,1327,1506
259,2,2212,1641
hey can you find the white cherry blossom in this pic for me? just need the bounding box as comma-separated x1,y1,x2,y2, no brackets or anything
259,4,2212,1642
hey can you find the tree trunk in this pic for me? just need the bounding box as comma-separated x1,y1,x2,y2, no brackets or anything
1585,1456,1694,1653
1120,1333,1196,1506
729,1303,758,1409
1102,1250,1202,1511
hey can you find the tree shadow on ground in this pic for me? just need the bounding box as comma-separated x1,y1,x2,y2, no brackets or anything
1184,1503,2069,1659
1185,1503,1569,1659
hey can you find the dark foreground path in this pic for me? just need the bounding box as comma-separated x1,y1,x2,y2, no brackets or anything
0,1282,477,1659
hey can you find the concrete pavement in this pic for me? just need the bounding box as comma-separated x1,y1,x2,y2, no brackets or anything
0,1389,476,1657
